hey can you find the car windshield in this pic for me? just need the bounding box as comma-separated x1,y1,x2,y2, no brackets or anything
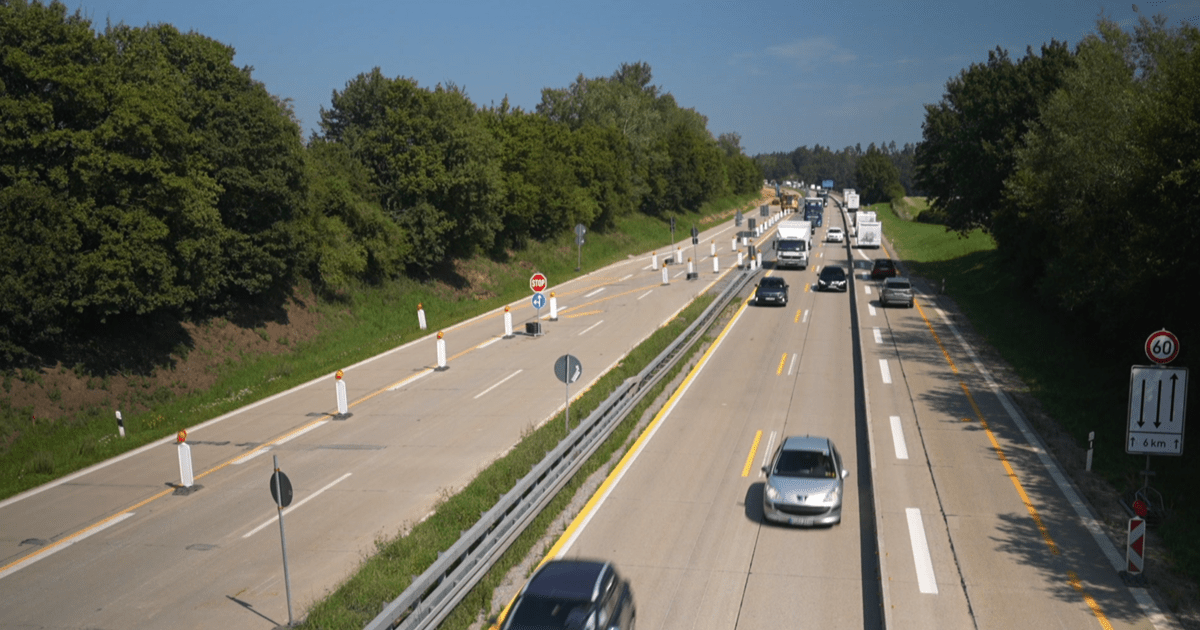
875,260,893,269
508,596,591,628
885,280,911,289
760,278,784,288
820,267,845,279
773,450,836,478
776,240,805,252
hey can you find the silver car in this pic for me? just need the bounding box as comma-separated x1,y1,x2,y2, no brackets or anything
880,276,914,308
762,435,848,526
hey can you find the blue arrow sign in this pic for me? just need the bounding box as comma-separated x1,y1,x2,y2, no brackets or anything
531,293,546,309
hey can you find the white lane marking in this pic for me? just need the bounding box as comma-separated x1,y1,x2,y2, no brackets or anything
619,274,633,282
906,508,939,594
864,286,873,295
387,368,432,391
931,307,1171,628
787,353,799,376
880,359,892,384
475,370,523,399
673,270,687,278
233,420,329,465
0,512,136,580
243,473,353,538
637,290,652,300
802,310,810,324
868,304,877,317
579,320,604,336
890,416,909,460
477,337,501,349
759,431,778,477
584,288,605,298
857,249,872,261
873,327,883,344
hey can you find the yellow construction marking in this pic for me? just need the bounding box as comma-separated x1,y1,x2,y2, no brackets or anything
804,283,811,293
914,299,1059,555
794,309,803,323
776,353,787,375
742,430,763,477
565,310,604,318
1068,571,1116,630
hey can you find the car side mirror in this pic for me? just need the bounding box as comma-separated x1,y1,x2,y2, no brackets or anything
841,469,849,479
761,466,768,474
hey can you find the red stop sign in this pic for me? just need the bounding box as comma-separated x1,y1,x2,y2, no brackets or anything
530,272,547,293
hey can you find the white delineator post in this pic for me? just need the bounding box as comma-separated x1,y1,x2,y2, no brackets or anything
417,303,427,330
549,292,558,321
713,256,719,273
177,430,193,489
737,250,744,268
335,369,348,416
115,410,125,438
687,258,694,276
503,306,513,338
710,240,716,257
756,251,763,269
436,331,447,370
730,237,737,252
650,252,658,271
661,266,669,285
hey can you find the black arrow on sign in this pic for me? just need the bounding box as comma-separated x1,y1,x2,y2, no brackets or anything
1138,380,1146,427
1154,379,1163,428
1169,374,1178,423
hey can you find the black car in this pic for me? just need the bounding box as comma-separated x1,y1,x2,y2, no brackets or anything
501,559,636,630
816,265,847,292
755,276,789,306
870,258,898,280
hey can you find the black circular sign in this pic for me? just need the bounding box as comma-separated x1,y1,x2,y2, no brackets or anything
269,470,293,508
554,354,583,385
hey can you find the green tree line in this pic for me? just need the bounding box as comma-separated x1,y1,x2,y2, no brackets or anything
915,15,1199,347
0,1,761,363
754,141,919,203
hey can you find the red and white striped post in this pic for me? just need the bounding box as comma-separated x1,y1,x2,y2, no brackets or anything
1127,499,1148,575
436,331,447,370
334,369,348,416
417,303,427,330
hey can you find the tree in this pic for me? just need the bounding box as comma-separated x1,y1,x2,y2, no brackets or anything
915,41,1075,235
855,145,904,204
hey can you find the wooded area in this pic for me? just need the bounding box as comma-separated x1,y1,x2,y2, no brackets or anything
915,16,1200,350
0,1,761,365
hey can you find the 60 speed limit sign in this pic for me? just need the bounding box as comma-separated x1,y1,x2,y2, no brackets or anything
1146,329,1180,364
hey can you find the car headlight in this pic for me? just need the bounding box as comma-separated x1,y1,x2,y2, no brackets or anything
766,485,780,501
823,485,841,503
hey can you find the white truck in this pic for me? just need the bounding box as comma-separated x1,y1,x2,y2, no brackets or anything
774,219,812,268
857,221,882,248
845,191,860,212
852,210,876,236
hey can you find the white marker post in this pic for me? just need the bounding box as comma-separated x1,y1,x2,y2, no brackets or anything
731,237,737,252
177,430,194,490
650,252,658,271
737,250,744,268
687,257,694,276
713,256,719,273
549,292,558,321
661,266,669,285
334,369,348,417
417,303,427,330
710,240,716,257
756,251,763,269
115,410,125,438
436,331,448,370
503,306,514,338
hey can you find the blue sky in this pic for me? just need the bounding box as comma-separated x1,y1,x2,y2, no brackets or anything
69,0,1200,156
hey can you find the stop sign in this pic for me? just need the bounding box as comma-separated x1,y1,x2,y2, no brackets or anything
530,272,548,293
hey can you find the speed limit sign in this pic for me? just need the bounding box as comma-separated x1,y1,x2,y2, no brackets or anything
1146,329,1180,364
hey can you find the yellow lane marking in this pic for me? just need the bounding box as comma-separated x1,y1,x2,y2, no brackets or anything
743,431,763,477
1069,571,1116,630
913,299,1059,555
776,353,787,375
794,309,803,323
804,283,811,292
565,310,604,318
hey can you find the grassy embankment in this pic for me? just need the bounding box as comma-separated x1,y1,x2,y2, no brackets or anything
0,191,763,501
870,198,1199,587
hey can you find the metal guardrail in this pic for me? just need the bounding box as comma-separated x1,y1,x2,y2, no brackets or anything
364,267,756,630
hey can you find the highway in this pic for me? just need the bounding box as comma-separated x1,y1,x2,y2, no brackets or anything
0,206,763,629
0,192,1178,629
530,195,1173,630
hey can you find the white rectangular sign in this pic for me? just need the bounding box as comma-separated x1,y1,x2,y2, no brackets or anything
1126,366,1187,455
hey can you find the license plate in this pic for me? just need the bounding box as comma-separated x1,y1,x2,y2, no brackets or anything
789,517,813,526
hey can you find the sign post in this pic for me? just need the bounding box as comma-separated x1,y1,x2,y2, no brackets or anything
270,455,295,626
554,354,583,432
529,273,548,335
1125,329,1187,524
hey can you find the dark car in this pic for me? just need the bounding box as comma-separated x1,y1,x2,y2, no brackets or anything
501,559,635,630
870,258,898,280
755,276,789,306
762,435,848,526
816,265,847,292
880,276,914,308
